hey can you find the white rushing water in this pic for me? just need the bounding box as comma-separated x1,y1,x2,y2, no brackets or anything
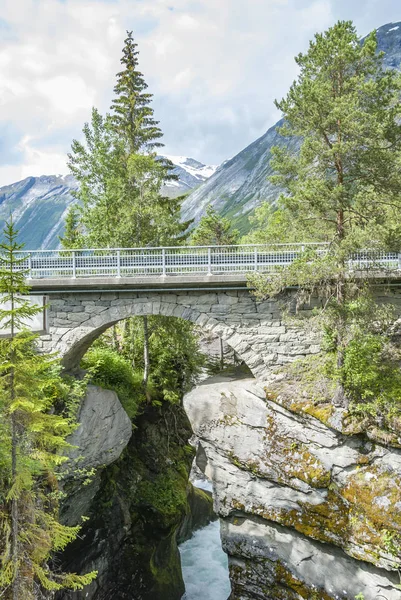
180,480,231,600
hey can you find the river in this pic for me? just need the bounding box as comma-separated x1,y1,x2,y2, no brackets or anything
180,480,231,600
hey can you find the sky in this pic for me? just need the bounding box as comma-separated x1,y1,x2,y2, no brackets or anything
0,0,400,187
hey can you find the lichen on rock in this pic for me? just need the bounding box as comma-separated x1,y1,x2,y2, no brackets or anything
185,375,401,599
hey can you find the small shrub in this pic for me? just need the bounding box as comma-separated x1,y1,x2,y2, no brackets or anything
81,347,144,418
343,333,401,425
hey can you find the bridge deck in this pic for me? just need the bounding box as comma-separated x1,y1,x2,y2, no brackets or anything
27,273,251,292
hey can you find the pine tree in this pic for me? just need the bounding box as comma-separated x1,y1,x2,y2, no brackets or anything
249,21,401,418
252,21,401,250
190,205,240,246
0,220,96,599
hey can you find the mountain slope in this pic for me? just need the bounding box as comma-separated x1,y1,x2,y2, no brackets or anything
0,175,78,249
181,21,401,234
162,156,218,197
181,120,292,234
0,157,217,249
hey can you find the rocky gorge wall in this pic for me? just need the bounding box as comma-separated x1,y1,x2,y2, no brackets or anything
185,375,401,600
56,384,215,600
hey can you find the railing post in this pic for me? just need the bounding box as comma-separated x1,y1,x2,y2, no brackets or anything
208,247,212,275
72,250,76,279
162,248,166,276
254,247,258,271
116,250,121,277
28,254,32,278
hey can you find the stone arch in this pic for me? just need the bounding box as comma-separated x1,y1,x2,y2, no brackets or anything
47,297,265,377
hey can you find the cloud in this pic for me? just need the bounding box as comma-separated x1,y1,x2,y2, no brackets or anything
0,0,400,186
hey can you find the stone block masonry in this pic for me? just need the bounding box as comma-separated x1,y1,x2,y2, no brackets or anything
38,286,401,376
38,289,325,375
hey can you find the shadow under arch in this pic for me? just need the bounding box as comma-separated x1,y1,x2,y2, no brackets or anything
53,299,265,377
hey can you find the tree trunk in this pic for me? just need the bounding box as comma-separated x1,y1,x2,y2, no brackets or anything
10,254,20,600
11,409,19,600
142,316,151,402
112,325,119,351
334,206,348,409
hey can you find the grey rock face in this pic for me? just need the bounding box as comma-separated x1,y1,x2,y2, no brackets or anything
185,376,401,599
67,384,132,472
223,517,401,600
58,403,195,600
61,385,132,527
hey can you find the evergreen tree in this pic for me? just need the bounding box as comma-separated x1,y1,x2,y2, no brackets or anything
190,205,240,246
0,221,96,599
251,21,401,249
68,31,192,394
59,205,85,250
111,30,163,154
249,21,401,419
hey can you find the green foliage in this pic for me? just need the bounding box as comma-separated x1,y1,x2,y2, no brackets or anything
242,201,309,244
81,346,144,418
68,32,191,250
267,21,401,249
190,204,240,246
0,220,96,598
248,21,401,248
68,108,126,248
342,333,401,423
137,467,188,529
122,316,205,403
94,316,205,405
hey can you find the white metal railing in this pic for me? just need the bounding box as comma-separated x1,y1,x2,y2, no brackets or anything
9,244,401,280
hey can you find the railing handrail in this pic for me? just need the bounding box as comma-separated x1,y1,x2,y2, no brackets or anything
16,242,331,255
7,243,399,282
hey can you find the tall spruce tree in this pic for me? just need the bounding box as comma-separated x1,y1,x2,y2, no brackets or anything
0,221,96,599
68,31,191,394
111,30,163,154
249,21,401,418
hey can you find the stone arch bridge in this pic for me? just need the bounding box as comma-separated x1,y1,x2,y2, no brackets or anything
18,243,401,376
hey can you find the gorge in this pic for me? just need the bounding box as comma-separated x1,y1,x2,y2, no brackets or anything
41,280,401,600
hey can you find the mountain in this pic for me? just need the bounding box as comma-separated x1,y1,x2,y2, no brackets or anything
161,156,218,197
0,157,218,249
181,123,290,234
0,175,78,249
181,21,401,234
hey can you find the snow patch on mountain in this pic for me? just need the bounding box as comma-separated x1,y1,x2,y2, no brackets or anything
161,156,219,197
164,155,218,180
